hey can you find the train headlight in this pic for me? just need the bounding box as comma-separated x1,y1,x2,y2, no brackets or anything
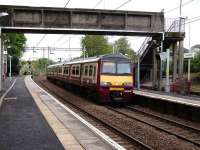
100,81,112,86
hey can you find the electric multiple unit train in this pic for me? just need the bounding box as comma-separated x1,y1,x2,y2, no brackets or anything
47,54,134,104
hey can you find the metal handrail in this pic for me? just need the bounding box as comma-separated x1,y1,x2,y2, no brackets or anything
137,37,152,57
137,18,185,59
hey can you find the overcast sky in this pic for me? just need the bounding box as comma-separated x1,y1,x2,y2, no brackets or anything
0,0,199,61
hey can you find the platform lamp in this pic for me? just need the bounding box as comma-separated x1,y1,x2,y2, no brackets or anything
0,12,9,91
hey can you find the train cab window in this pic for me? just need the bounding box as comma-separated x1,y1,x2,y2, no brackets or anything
117,63,131,74
76,66,80,76
102,62,116,74
84,65,88,76
89,65,93,76
93,66,96,77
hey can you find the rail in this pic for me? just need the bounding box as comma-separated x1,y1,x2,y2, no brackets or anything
106,106,200,147
38,79,153,150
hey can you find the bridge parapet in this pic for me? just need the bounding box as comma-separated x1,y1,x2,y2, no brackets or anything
0,5,164,35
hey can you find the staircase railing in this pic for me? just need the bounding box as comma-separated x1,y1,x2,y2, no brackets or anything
137,17,185,60
137,36,152,58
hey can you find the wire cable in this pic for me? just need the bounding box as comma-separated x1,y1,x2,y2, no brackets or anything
57,0,104,45
165,0,194,14
64,0,71,8
115,0,132,10
93,0,103,8
36,0,71,47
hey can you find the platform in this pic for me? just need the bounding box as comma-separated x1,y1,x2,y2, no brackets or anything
0,75,123,150
0,76,64,150
0,76,16,107
133,89,200,108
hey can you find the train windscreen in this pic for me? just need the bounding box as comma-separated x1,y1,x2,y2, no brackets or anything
102,62,131,75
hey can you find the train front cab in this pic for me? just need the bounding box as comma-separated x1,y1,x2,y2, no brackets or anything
98,56,133,103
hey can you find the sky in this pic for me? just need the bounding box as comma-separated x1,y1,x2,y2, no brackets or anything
0,0,199,61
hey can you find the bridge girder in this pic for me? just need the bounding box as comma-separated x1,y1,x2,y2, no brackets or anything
0,5,164,36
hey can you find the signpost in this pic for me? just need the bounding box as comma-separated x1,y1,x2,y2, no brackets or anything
184,52,194,81
159,50,170,92
184,52,194,59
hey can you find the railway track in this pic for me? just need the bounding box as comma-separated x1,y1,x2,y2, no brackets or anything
37,79,153,150
106,105,200,148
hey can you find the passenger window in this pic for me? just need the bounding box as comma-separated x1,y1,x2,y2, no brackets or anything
93,66,96,77
64,67,66,74
76,66,80,76
72,66,75,75
85,66,88,76
89,65,93,76
66,67,69,75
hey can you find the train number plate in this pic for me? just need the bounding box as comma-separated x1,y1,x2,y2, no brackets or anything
109,87,124,91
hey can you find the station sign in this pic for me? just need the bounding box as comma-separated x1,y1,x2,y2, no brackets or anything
184,52,194,59
159,52,167,60
3,51,7,55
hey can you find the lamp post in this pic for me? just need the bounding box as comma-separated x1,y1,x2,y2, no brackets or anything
0,12,9,91
9,55,12,82
137,57,140,89
188,22,191,81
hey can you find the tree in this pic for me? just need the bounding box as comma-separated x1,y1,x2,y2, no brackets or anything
3,33,26,75
31,58,54,75
4,33,26,57
191,51,200,73
113,37,136,60
81,35,112,57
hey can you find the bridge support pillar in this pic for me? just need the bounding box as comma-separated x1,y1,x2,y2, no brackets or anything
0,28,2,91
172,42,178,81
152,47,158,89
178,41,184,79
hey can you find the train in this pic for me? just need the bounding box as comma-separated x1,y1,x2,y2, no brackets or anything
47,54,134,104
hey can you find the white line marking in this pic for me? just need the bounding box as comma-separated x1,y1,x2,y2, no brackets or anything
4,97,17,100
29,76,126,150
0,78,17,108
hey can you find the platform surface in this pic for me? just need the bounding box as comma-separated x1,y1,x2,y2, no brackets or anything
133,89,200,108
27,75,119,150
0,76,64,150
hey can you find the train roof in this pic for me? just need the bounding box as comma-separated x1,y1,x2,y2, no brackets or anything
47,54,130,68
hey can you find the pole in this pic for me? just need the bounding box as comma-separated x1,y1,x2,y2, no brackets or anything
43,47,45,58
178,0,183,79
0,27,2,91
188,22,191,81
5,46,7,77
180,0,182,17
9,55,11,82
160,33,165,90
112,45,115,55
165,49,170,92
83,47,85,59
137,57,140,89
68,36,71,60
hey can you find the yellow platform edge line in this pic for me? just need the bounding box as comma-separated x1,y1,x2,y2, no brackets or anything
24,76,84,150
